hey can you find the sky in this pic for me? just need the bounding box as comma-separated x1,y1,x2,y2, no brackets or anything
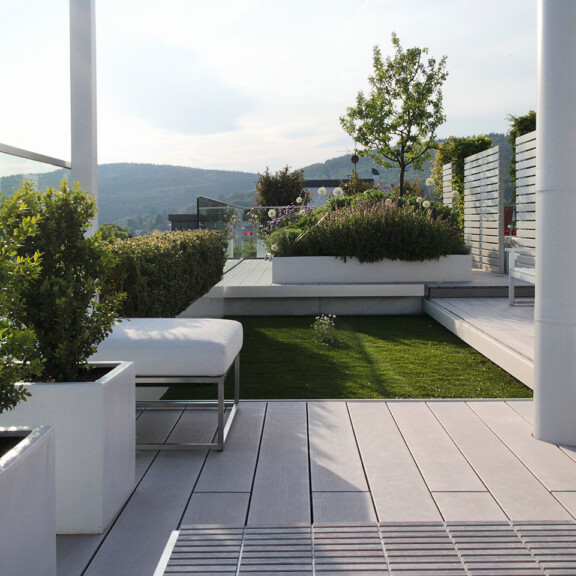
0,0,537,174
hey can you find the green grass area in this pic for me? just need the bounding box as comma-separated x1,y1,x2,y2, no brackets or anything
163,315,532,401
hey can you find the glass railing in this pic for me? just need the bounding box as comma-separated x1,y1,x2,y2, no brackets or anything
0,143,71,193
197,196,275,259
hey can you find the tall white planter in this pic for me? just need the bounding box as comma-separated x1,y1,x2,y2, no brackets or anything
272,255,472,284
0,361,135,534
0,426,56,576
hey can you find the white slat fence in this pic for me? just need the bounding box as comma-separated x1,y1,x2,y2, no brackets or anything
464,146,506,273
514,131,537,268
442,163,454,207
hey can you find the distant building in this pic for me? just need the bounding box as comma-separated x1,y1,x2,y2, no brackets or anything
169,213,199,230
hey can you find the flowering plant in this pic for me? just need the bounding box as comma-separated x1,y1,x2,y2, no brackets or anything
265,188,467,262
312,314,339,346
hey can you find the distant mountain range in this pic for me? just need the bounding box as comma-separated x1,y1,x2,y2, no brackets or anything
1,133,509,235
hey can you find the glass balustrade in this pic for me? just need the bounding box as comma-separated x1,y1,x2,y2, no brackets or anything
197,195,276,259
0,143,71,193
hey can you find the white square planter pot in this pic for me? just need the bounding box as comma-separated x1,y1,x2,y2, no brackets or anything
0,361,136,534
272,254,472,284
0,426,56,576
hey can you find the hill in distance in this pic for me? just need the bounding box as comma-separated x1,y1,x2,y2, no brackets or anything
1,133,509,235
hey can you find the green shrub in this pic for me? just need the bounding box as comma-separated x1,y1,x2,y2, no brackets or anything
103,230,227,317
2,182,123,383
266,192,468,263
0,191,43,411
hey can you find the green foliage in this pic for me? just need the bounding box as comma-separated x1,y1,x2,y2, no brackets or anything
340,33,448,195
103,230,227,317
507,110,536,182
2,182,123,383
266,191,467,263
339,171,374,197
253,166,309,232
99,222,131,240
255,166,308,207
312,314,339,346
0,192,44,412
430,136,493,230
165,316,531,400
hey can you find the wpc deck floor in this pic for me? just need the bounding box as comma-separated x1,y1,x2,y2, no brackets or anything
57,400,576,576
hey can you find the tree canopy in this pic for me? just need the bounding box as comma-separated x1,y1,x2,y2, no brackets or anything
254,166,308,207
340,33,448,195
507,110,536,182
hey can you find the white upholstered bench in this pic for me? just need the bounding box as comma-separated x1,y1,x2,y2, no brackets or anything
91,318,243,450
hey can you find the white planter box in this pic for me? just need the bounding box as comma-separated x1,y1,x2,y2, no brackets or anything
0,426,56,576
0,362,135,534
272,254,472,284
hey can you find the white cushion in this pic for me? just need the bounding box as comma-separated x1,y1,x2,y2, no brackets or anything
90,318,243,377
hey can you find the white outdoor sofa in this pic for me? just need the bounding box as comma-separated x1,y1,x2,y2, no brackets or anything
91,318,243,450
507,247,536,306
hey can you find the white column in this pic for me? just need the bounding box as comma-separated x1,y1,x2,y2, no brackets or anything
534,0,576,445
70,0,98,230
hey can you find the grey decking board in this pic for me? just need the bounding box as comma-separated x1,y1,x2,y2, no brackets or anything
469,401,576,492
181,492,251,525
388,402,486,493
308,402,369,493
312,492,377,523
348,402,441,522
194,402,265,492
432,491,507,522
430,297,535,361
136,408,183,445
166,406,224,445
57,534,104,576
56,449,157,576
247,402,311,525
429,402,572,522
552,492,576,518
507,400,534,423
83,451,207,576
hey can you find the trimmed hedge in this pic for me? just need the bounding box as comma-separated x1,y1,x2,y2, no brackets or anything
103,230,227,317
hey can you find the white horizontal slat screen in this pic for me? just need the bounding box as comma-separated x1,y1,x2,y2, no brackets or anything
442,163,453,206
464,146,505,273
514,131,537,269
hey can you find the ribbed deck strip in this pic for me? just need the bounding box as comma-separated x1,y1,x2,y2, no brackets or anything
162,521,576,575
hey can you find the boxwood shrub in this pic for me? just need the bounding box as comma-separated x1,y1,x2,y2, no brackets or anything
103,230,227,317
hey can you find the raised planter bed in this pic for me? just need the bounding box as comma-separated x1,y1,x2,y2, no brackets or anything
0,426,56,576
272,254,472,284
0,361,135,534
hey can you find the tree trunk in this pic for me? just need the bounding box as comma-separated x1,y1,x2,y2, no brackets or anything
399,166,406,196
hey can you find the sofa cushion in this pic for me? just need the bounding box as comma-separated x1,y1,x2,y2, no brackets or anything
91,318,243,377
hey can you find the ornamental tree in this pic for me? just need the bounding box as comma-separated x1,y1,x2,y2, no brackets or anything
340,33,448,196
253,166,309,231
254,165,308,207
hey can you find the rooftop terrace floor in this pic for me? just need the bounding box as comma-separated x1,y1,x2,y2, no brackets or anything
58,399,576,576
57,261,562,575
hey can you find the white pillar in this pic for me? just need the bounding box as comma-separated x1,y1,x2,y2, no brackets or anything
70,0,98,230
534,0,576,445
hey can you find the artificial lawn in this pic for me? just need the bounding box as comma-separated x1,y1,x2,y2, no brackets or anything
163,315,532,400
